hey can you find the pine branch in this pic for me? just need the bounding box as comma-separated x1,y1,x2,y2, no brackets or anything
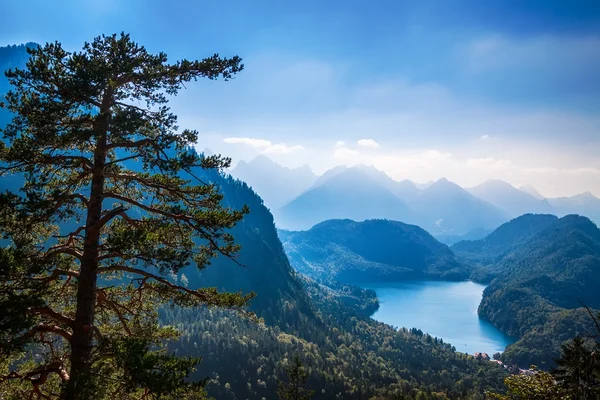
97,265,253,308
30,306,74,328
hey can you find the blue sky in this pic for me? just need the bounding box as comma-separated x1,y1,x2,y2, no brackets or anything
2,0,600,196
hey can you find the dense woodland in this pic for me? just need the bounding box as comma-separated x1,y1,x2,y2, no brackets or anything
455,214,600,367
279,219,467,283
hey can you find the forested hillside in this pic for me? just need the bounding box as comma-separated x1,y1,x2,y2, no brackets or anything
163,173,509,398
180,163,315,329
280,219,469,283
475,215,600,367
452,214,559,282
163,275,508,399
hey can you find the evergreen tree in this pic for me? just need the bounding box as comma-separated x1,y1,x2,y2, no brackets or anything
0,33,252,399
552,337,599,400
277,355,314,400
486,368,570,400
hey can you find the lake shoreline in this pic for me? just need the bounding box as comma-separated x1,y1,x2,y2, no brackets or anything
362,280,515,356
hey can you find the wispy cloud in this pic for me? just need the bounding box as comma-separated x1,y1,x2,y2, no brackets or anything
223,137,272,148
357,138,380,149
333,147,359,159
263,143,305,154
223,137,304,154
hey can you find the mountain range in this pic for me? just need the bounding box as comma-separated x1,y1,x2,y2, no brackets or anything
229,155,317,210
276,166,418,230
233,155,600,237
467,179,553,218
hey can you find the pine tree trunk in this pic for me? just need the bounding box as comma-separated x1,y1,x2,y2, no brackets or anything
66,94,110,399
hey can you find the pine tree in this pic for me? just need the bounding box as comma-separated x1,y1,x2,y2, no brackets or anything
277,355,314,400
552,337,599,400
486,368,570,400
0,33,253,399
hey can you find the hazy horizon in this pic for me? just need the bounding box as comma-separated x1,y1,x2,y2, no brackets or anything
228,154,595,199
3,0,600,197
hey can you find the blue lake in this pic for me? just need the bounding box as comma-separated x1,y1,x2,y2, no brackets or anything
364,280,514,356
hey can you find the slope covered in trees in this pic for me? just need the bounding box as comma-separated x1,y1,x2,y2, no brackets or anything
476,215,600,367
452,214,559,282
180,165,316,329
163,275,508,399
280,219,469,283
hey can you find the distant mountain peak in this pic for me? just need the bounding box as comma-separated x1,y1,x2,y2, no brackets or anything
519,184,545,200
577,191,596,199
427,177,462,191
229,155,317,210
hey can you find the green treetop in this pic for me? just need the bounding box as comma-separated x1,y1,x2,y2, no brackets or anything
277,355,314,400
0,33,253,400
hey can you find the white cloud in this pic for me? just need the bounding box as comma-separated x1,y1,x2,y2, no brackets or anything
357,138,380,149
223,137,272,148
480,134,490,140
263,144,305,154
223,137,304,154
333,147,359,159
334,140,345,148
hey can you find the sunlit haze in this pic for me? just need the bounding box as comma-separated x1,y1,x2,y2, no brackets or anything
2,0,600,197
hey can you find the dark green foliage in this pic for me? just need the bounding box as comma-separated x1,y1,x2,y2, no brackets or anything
163,273,508,399
552,337,600,399
474,215,600,367
0,34,251,399
179,170,315,329
452,214,558,282
277,355,314,400
108,338,207,398
488,313,600,400
280,219,469,283
487,368,570,400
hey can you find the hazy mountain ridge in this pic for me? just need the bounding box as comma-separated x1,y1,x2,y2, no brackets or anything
406,178,509,235
277,166,509,234
468,179,553,218
276,167,417,230
548,192,600,224
229,154,317,210
232,155,600,236
279,219,469,283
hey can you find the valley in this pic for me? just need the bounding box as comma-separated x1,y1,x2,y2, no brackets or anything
1,21,599,399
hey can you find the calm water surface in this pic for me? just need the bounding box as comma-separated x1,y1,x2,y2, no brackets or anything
364,281,513,356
